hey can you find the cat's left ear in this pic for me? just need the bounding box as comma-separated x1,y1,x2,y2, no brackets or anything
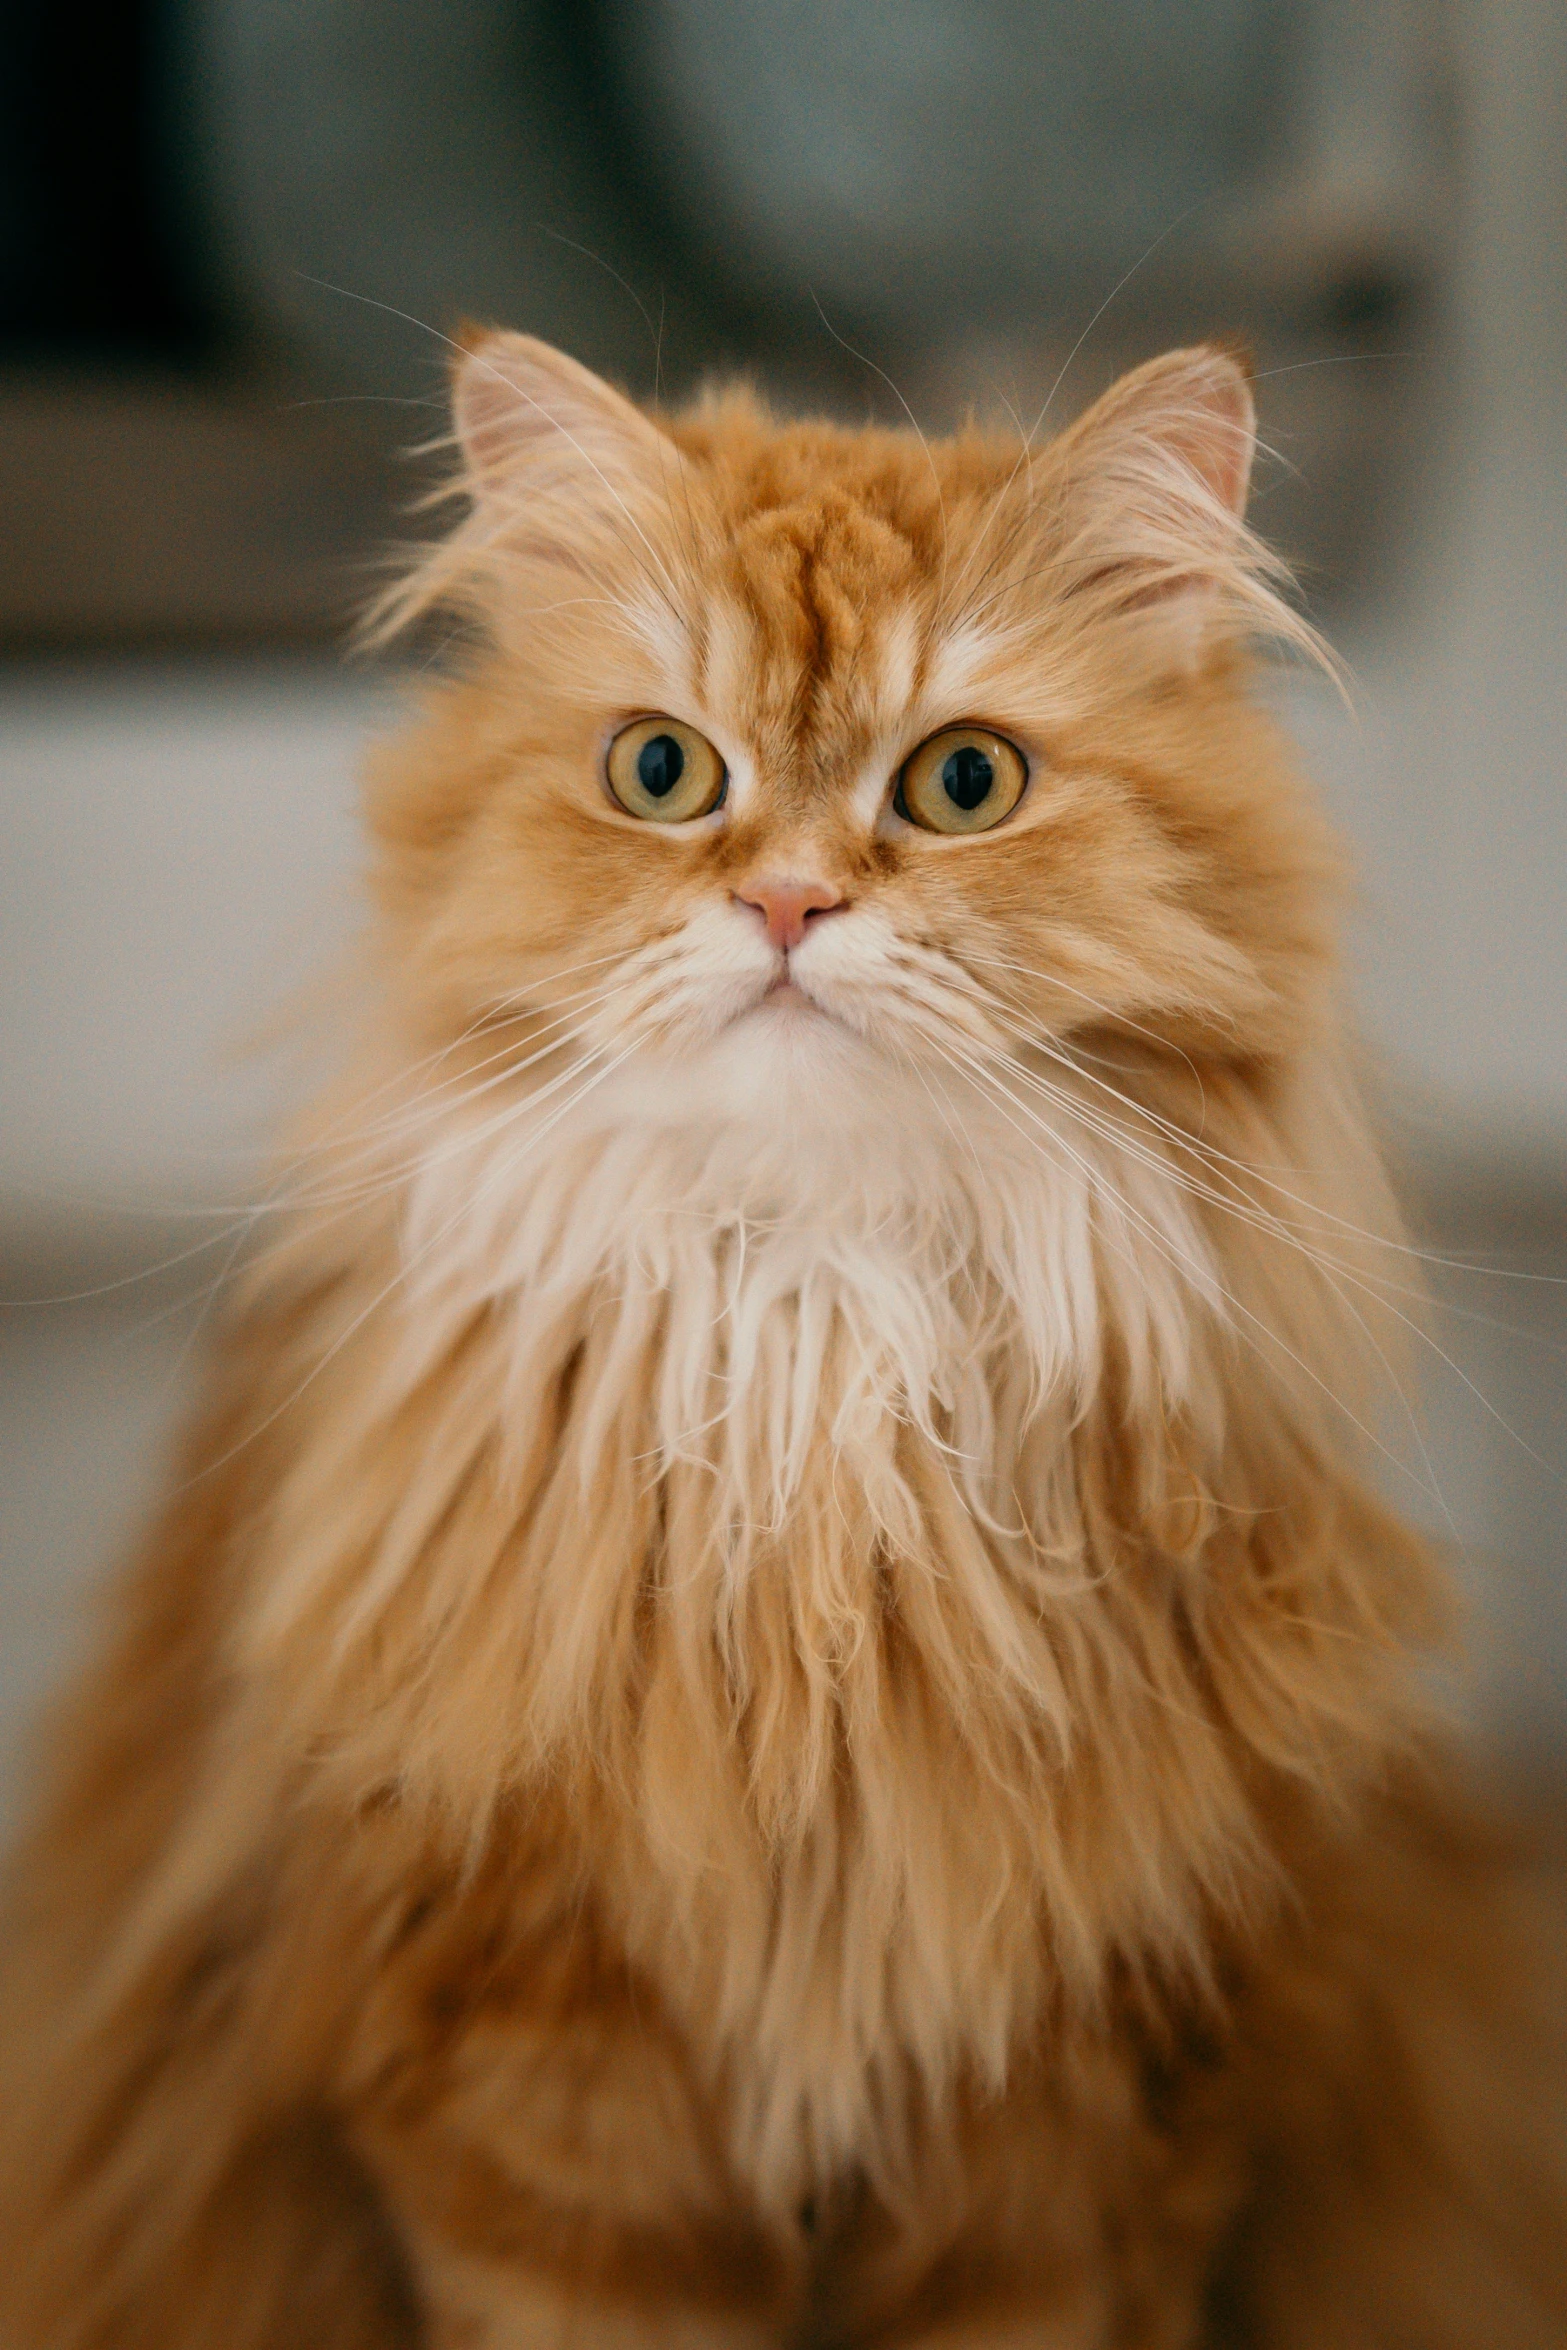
450,329,679,524
1048,344,1267,655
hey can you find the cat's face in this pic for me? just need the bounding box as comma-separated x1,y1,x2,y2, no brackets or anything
368,336,1335,1141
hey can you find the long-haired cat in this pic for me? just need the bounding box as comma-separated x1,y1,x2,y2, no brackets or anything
1,333,1563,2349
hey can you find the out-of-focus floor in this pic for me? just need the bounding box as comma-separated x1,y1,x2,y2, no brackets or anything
0,1293,196,1839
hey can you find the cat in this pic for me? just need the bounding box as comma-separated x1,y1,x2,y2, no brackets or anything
0,330,1563,2349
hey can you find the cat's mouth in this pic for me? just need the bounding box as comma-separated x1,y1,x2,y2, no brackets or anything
756,970,842,1025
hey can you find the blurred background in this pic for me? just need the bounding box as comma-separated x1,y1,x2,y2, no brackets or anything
1,0,1564,1833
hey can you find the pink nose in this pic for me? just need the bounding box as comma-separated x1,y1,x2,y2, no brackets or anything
733,875,846,952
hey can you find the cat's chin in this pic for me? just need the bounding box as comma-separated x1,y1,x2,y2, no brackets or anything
601,994,917,1138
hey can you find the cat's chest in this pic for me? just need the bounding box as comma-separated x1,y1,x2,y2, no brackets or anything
584,1405,1064,2210
329,1143,1195,2200
600,1731,1054,2215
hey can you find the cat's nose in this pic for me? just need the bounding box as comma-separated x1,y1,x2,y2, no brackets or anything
732,876,846,952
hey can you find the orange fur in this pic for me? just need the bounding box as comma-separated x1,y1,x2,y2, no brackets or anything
1,336,1563,2346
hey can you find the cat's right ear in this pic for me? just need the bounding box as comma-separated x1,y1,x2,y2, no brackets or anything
367,332,684,641
450,329,675,519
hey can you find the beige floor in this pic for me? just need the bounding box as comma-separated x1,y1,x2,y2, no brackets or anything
0,1290,198,1840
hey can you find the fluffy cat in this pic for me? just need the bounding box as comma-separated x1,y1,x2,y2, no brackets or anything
0,333,1563,2349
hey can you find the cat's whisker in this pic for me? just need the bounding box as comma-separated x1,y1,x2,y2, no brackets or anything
932,986,1529,1426
952,945,1218,1123
961,953,1567,1289
931,1036,1452,1516
288,951,645,1174
962,1003,1368,1251
0,993,561,1308
986,1039,1557,1491
979,1043,1463,1505
127,977,642,1347
307,979,631,1167
172,1037,644,1497
213,1004,620,1241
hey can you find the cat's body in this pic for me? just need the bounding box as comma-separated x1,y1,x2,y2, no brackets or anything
1,338,1563,2347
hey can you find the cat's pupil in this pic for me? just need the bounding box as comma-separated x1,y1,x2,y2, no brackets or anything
942,745,993,810
637,734,684,798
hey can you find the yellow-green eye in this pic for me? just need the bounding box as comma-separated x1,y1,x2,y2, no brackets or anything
895,726,1027,835
606,717,727,822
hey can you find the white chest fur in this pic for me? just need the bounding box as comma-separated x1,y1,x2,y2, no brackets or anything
386,1051,1216,2202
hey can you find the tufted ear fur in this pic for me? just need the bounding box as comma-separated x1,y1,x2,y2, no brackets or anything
366,330,695,645
1046,344,1278,661
450,329,675,512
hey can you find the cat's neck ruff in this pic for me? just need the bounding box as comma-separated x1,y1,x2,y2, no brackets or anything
349,1025,1233,2201
400,1018,1217,1494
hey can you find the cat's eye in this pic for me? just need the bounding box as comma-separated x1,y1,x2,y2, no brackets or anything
606,717,727,823
895,727,1027,836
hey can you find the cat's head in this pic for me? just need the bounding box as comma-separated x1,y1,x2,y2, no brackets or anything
365,333,1341,1153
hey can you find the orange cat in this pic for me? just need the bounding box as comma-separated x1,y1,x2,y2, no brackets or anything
1,334,1563,2348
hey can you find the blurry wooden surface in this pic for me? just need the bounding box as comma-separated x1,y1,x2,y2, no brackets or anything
0,371,437,647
